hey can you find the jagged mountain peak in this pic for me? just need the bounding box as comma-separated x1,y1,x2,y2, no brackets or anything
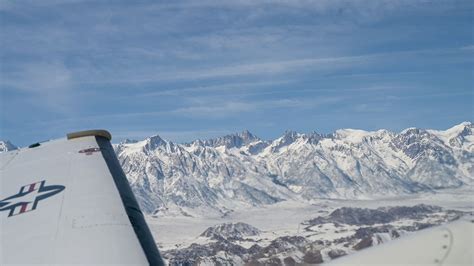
0,140,17,153
269,131,299,152
145,134,168,149
443,121,472,137
394,127,436,147
374,128,393,136
458,121,472,127
302,131,324,144
428,121,474,150
282,130,299,137
399,127,425,135
199,130,261,149
116,134,177,154
332,128,371,143
308,131,321,136
240,129,258,140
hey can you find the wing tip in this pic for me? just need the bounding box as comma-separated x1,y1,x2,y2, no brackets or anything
67,129,112,141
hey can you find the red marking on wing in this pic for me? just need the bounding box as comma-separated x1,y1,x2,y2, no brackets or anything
20,203,28,213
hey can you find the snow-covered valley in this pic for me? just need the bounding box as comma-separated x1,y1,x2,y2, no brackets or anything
147,188,472,265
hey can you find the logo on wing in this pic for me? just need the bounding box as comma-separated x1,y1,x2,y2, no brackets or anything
0,180,65,217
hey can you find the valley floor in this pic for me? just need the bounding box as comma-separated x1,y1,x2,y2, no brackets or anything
147,187,473,250
146,187,473,265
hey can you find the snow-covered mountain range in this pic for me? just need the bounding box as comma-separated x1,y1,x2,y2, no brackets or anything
1,123,471,216
114,122,473,216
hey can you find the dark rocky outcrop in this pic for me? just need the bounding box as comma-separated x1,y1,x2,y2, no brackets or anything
303,250,323,264
307,204,462,226
328,249,347,259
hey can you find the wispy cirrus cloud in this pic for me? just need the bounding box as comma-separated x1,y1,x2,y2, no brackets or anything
1,61,76,113
2,62,72,92
1,0,473,146
70,46,472,86
164,95,344,118
136,80,293,97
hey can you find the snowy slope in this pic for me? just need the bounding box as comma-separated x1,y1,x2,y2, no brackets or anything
115,122,474,216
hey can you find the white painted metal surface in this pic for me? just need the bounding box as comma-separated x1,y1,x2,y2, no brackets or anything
0,135,153,265
326,218,474,266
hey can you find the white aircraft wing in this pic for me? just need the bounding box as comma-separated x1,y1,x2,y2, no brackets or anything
325,218,473,266
0,130,164,265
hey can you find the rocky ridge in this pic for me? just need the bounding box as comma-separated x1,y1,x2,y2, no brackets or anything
162,204,464,265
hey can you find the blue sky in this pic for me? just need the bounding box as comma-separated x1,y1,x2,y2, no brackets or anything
1,0,473,146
